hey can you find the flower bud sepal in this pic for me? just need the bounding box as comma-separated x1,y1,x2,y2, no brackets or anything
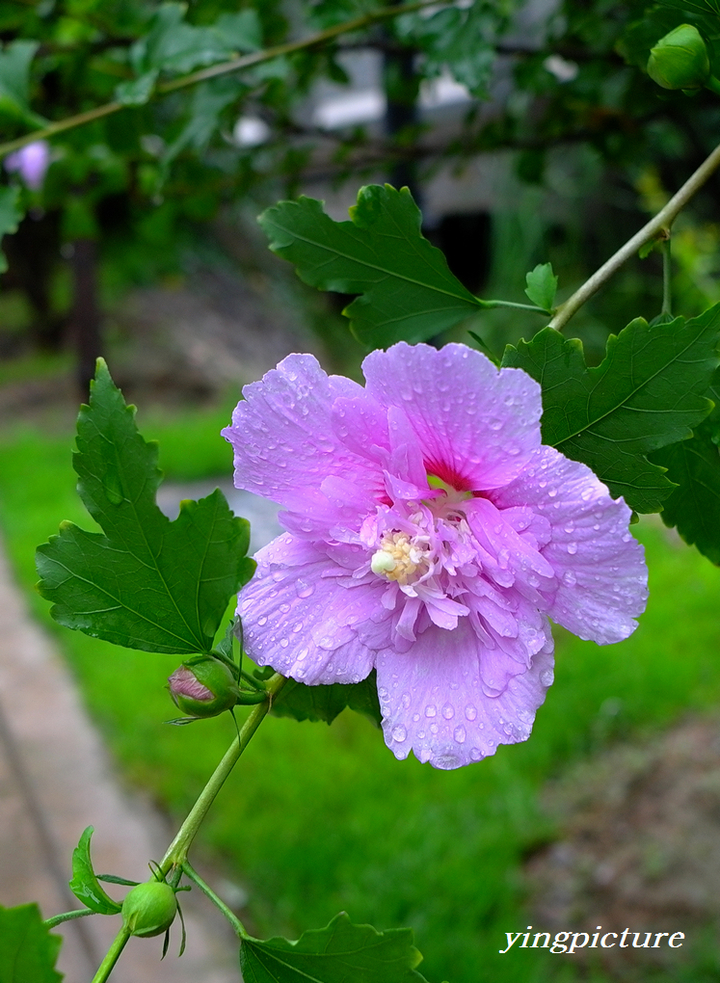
167,655,241,722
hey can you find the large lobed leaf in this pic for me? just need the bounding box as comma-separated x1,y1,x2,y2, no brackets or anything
502,307,720,513
258,185,480,348
36,360,254,654
0,904,62,983
651,367,720,564
240,912,427,983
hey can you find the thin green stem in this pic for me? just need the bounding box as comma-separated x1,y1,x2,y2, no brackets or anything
43,908,96,929
477,298,550,315
159,673,287,873
661,236,672,318
90,927,131,983
548,139,720,331
181,861,248,938
0,0,446,160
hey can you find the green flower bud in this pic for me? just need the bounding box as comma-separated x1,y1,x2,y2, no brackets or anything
121,881,177,938
168,655,240,718
647,24,710,90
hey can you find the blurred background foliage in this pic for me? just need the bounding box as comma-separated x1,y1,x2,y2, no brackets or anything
2,0,720,980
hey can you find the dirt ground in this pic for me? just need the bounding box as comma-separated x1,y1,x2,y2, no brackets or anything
526,715,720,975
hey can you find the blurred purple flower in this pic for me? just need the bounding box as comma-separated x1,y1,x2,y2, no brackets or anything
4,141,50,190
222,343,648,769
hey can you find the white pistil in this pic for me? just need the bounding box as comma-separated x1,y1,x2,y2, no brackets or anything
371,531,429,585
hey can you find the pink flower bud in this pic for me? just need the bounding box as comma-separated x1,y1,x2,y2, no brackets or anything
4,141,50,190
168,655,240,718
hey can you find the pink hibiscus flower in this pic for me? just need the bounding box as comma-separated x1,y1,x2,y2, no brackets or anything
222,343,648,769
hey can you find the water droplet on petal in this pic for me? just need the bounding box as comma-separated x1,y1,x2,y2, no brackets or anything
425,704,436,718
454,725,466,743
567,542,577,554
392,725,407,743
257,615,268,626
442,703,454,720
465,705,478,721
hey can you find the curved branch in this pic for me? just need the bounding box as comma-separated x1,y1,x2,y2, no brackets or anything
0,0,446,160
549,139,720,331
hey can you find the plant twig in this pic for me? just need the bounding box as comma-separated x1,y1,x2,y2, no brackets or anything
159,673,287,872
0,0,446,160
90,926,131,983
548,140,720,331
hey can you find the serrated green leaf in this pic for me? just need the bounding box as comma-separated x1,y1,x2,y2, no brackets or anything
115,70,158,107
162,78,243,167
396,4,499,97
69,826,122,915
652,426,720,563
259,185,480,348
36,359,254,654
240,912,427,983
131,3,261,78
0,904,62,983
272,671,381,727
524,263,558,311
650,366,720,563
0,40,43,125
0,185,23,275
501,306,720,512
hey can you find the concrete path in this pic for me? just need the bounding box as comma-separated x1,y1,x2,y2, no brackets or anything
0,486,282,982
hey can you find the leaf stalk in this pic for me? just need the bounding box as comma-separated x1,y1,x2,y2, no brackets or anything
181,861,248,938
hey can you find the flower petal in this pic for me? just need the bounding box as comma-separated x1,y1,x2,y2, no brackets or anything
492,447,648,643
238,533,375,684
222,354,382,518
376,619,554,769
361,342,542,490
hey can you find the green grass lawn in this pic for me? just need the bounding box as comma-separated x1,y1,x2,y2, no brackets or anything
1,396,720,983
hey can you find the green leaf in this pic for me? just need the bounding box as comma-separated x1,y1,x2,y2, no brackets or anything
0,40,43,125
651,368,720,563
396,4,499,97
240,912,427,983
0,185,23,275
258,185,481,348
524,263,558,311
272,672,381,727
131,3,261,78
652,425,720,563
69,826,122,915
501,306,720,513
115,70,158,107
36,359,254,654
0,904,62,983
162,78,244,167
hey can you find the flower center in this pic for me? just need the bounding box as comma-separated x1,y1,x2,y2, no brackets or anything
370,531,430,585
